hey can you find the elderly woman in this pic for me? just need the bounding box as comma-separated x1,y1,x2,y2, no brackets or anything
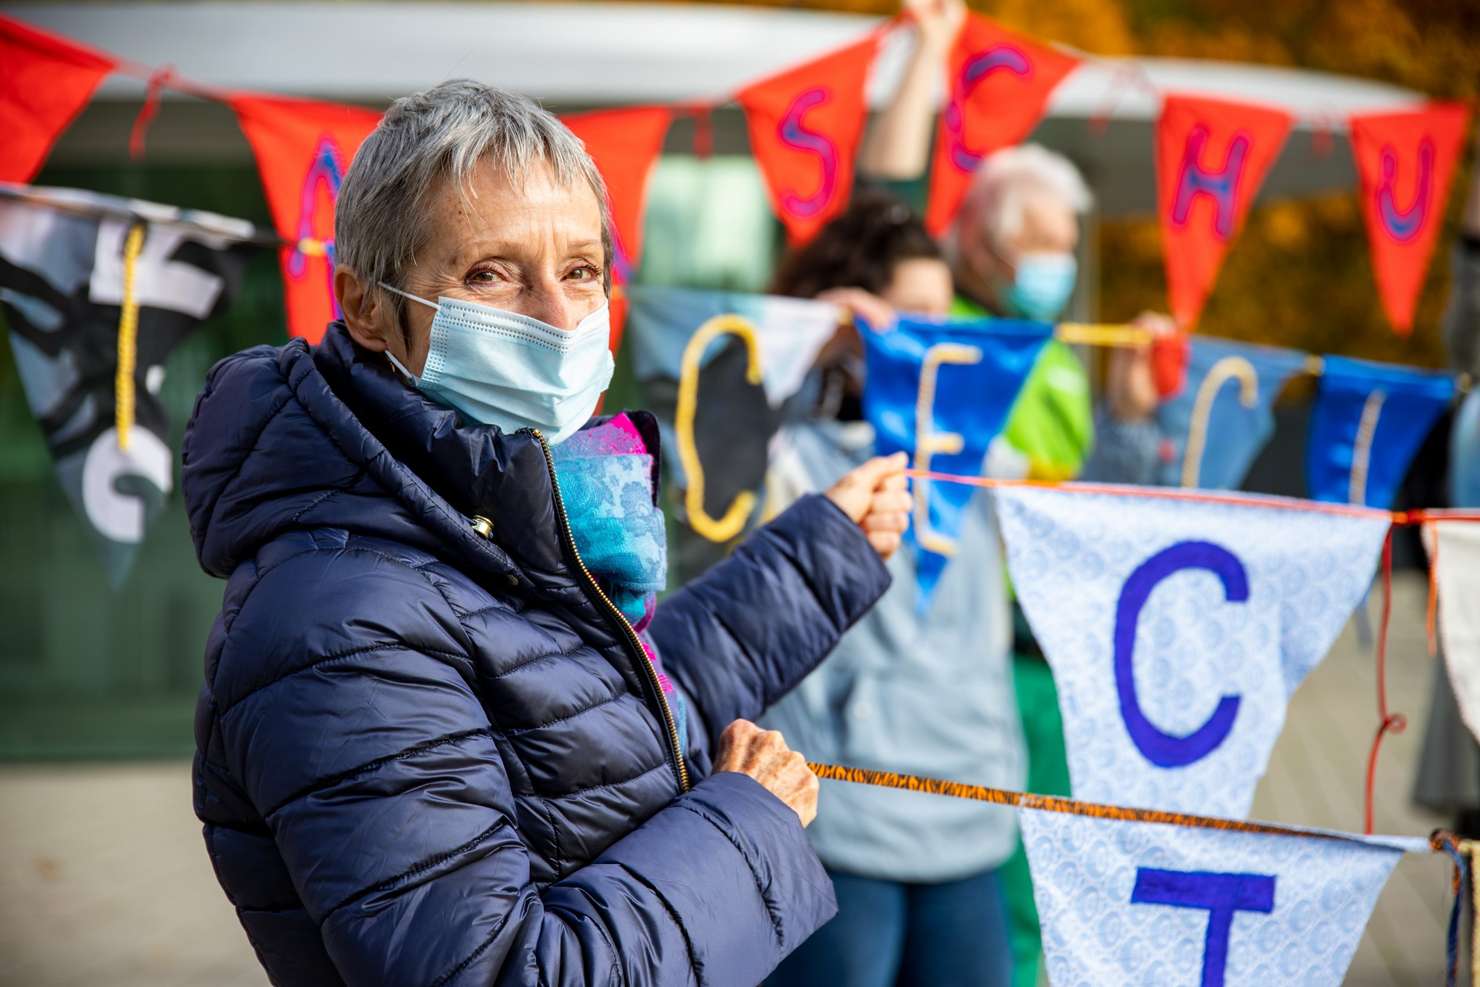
183,81,908,986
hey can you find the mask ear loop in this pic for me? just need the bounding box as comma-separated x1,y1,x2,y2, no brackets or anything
377,282,439,384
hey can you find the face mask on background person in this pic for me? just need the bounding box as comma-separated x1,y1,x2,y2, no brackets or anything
1005,251,1078,323
379,284,614,444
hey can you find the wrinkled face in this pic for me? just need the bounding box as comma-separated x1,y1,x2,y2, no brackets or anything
958,189,1079,309
881,256,954,319
338,156,607,375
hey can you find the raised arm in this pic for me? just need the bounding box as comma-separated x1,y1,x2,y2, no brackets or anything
650,457,907,745
858,0,965,182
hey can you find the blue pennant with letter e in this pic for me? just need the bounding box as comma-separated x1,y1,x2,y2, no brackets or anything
861,315,1051,613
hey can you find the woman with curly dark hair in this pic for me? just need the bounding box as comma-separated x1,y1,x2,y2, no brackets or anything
770,187,952,422
761,189,1019,987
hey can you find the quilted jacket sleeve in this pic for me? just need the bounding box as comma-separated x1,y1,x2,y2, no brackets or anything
649,493,891,743
219,559,835,987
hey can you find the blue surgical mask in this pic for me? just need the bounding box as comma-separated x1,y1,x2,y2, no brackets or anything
1006,252,1077,323
380,284,614,445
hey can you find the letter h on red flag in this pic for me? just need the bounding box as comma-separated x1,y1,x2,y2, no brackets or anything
739,36,879,245
1156,94,1292,329
1350,104,1470,336
231,94,382,343
923,14,1078,236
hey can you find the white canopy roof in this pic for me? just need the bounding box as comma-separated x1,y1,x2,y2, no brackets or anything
10,2,1431,212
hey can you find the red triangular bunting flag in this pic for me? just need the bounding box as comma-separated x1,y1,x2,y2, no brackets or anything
923,15,1078,236
1156,94,1292,328
1350,103,1470,336
737,36,879,244
563,107,672,350
230,93,381,343
0,16,116,182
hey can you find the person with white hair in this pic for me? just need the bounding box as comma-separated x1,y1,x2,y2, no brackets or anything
181,80,913,986
860,0,1171,485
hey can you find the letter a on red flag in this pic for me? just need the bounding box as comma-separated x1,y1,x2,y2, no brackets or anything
1156,94,1292,329
0,16,116,182
738,36,879,245
563,107,673,350
231,94,381,343
923,15,1078,236
1350,104,1470,336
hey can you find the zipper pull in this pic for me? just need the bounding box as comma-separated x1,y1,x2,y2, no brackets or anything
471,515,494,539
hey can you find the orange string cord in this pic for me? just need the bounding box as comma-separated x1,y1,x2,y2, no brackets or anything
810,762,1416,847
1364,527,1407,835
903,469,1396,521
127,66,175,160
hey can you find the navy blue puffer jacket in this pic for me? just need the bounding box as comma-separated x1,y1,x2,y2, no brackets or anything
182,323,891,986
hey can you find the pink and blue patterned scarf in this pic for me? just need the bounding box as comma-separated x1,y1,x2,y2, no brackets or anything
553,415,687,753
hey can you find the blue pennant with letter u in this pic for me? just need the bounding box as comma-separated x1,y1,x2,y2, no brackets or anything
861,316,1051,612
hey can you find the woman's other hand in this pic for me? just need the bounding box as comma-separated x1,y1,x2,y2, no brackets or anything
826,452,912,560
816,286,896,332
714,720,820,827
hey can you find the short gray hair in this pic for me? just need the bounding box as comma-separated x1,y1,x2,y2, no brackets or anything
335,80,612,298
950,143,1092,257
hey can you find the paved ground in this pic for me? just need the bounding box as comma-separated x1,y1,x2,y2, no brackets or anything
0,573,1463,985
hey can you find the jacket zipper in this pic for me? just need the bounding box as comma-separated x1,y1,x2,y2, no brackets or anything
528,429,691,793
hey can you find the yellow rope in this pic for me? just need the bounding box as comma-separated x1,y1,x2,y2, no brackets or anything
115,223,146,452
1056,322,1153,347
810,762,1409,844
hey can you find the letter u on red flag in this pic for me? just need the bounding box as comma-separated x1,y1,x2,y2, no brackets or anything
231,94,381,343
738,35,879,244
563,107,672,350
923,15,1078,236
1350,104,1470,336
1156,95,1292,329
0,16,116,182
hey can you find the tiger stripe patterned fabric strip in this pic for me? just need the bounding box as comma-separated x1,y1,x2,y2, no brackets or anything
808,762,1424,847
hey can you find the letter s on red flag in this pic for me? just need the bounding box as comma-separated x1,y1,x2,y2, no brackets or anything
738,35,879,245
0,15,116,182
1350,103,1470,337
1155,94,1292,330
231,94,381,343
923,14,1078,237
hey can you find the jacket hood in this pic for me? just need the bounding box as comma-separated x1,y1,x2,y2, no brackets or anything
181,322,600,596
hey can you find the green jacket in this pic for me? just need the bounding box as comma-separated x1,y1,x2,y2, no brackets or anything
951,295,1094,481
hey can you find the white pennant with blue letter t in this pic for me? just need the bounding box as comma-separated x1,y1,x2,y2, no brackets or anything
996,486,1389,817
1020,807,1420,987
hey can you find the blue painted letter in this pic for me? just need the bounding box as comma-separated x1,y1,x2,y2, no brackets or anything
777,87,839,219
1170,126,1251,239
1114,540,1248,767
1376,138,1434,243
1132,867,1276,987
